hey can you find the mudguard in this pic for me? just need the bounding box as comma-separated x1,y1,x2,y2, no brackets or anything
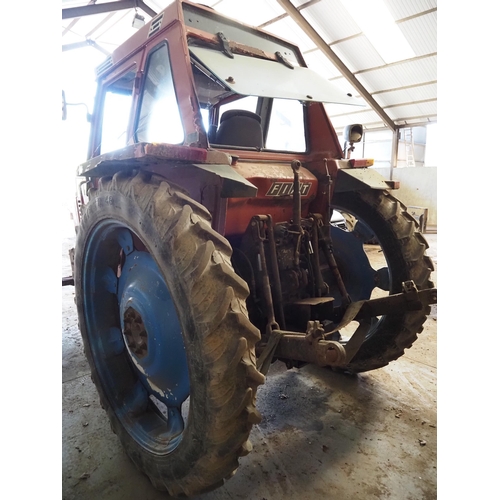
76,143,257,198
334,168,398,192
192,163,257,198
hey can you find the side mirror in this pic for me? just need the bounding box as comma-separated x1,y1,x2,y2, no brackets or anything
344,124,363,143
62,90,92,122
343,123,363,159
62,90,67,120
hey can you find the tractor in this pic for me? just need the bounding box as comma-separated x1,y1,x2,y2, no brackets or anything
67,1,437,496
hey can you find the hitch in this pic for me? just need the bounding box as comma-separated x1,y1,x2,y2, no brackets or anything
352,281,437,320
62,276,74,286
62,248,75,286
257,281,437,371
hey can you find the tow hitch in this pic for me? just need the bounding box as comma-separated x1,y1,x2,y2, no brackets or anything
257,281,437,373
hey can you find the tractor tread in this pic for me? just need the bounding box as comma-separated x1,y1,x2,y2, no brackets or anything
74,170,263,497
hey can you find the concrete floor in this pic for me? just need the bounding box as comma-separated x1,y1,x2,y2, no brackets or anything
62,219,437,500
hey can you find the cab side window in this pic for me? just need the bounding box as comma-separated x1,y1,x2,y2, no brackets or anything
136,43,184,144
100,68,136,154
266,98,306,152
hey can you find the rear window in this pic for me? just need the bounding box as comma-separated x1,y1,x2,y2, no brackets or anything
266,99,306,152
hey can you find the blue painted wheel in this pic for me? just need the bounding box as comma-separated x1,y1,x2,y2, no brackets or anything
329,190,434,372
74,171,264,496
82,221,189,452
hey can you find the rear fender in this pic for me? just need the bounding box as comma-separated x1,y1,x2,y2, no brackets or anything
77,143,257,199
334,168,399,192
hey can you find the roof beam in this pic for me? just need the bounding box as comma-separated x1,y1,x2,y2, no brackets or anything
62,39,111,56
354,52,437,76
62,0,97,35
384,98,437,110
62,0,157,20
258,0,321,29
303,9,437,55
276,0,396,131
394,114,437,125
85,12,117,38
395,8,437,24
370,80,437,96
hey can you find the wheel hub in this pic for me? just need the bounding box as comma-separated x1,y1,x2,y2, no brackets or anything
117,248,190,407
123,307,148,359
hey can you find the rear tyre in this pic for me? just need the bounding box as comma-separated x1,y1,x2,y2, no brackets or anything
330,189,434,373
74,170,264,497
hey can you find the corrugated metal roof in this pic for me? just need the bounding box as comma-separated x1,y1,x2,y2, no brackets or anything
215,0,285,29
299,1,361,43
62,0,438,132
399,10,437,56
260,14,319,52
374,82,437,107
356,55,437,93
328,108,382,130
386,100,437,122
302,50,343,80
384,0,437,21
329,35,386,73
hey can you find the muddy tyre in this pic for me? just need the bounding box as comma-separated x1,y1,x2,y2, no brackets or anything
330,189,434,373
74,170,264,496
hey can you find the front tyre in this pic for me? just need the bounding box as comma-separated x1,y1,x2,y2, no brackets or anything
74,171,264,497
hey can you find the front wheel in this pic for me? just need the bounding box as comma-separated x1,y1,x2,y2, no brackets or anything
74,171,264,496
329,189,434,372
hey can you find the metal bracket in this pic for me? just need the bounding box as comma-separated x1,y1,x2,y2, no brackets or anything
275,51,294,69
402,280,420,309
257,329,285,375
217,32,234,58
343,321,371,364
62,276,74,286
305,320,325,343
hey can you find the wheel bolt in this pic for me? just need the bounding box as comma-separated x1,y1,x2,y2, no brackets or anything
123,307,148,359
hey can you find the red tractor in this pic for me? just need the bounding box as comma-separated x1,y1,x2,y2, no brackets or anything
69,1,436,496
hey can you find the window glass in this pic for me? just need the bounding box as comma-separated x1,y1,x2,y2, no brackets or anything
191,62,231,109
100,69,136,154
200,108,209,131
218,95,258,120
136,44,184,144
266,99,306,152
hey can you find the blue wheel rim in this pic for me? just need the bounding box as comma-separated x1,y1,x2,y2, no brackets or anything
330,211,392,341
81,220,189,453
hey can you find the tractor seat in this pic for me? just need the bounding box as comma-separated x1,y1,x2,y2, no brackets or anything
214,109,264,148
